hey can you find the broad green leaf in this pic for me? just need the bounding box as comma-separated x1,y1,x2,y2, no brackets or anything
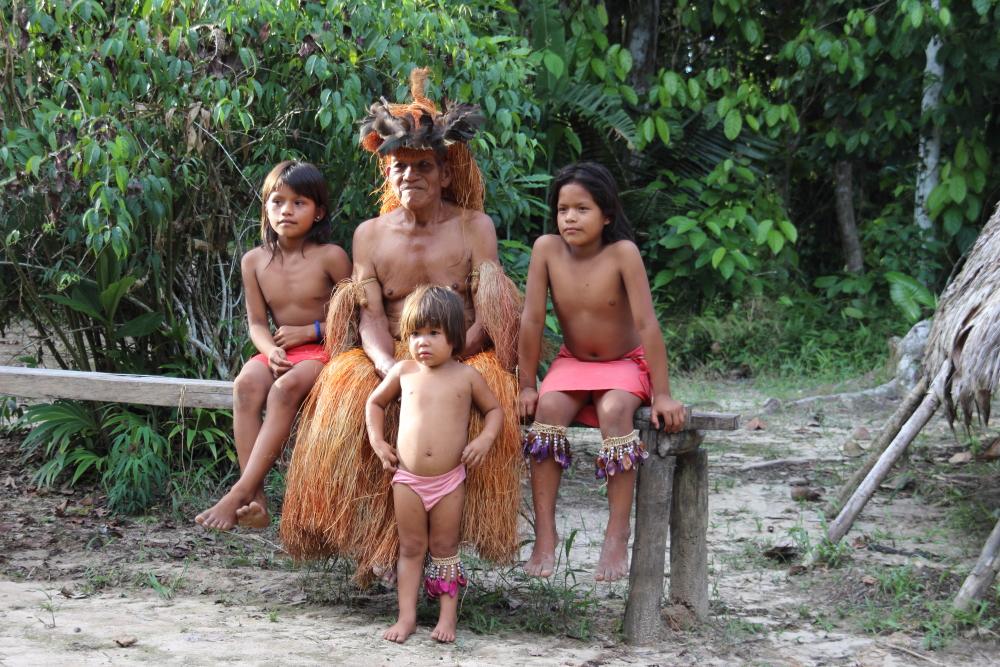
667,215,697,233
542,50,564,78
25,155,42,176
100,276,136,319
948,176,967,204
711,246,726,269
843,307,865,319
115,165,128,192
767,229,785,254
655,116,670,146
116,312,164,339
724,109,742,140
688,230,708,249
755,219,773,245
652,270,671,289
719,256,735,280
777,219,798,243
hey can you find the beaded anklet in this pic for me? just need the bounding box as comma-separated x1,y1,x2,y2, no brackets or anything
522,422,572,469
595,430,649,479
424,553,468,599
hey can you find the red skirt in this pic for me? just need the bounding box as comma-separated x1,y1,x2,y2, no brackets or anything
538,345,651,427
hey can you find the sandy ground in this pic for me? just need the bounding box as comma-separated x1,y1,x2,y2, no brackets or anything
1,332,999,665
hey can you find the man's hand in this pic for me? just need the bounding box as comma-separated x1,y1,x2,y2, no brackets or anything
273,324,318,348
518,387,538,421
461,436,493,469
651,395,685,432
267,348,293,377
374,358,397,379
371,439,398,472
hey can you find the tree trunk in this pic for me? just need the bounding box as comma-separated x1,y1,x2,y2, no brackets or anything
834,160,864,273
625,0,660,92
914,0,943,236
604,1,660,92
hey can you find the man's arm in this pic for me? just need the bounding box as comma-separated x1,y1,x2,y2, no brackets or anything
366,363,403,471
353,221,397,377
461,212,499,358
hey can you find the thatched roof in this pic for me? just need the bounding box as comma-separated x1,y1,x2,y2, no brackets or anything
923,201,1000,427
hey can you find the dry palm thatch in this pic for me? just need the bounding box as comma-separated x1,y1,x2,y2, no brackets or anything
923,203,1000,428
827,202,1000,613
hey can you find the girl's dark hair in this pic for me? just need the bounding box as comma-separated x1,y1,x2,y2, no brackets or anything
259,160,332,257
398,285,467,356
548,161,635,244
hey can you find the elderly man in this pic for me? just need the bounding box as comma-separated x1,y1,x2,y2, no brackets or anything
279,69,521,583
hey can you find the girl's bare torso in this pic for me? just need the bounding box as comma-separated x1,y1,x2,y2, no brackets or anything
395,361,473,476
545,239,642,360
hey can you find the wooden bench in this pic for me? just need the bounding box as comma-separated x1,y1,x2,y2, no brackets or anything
0,365,738,644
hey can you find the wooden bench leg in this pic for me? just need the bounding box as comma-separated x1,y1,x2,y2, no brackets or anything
670,449,708,620
624,448,675,645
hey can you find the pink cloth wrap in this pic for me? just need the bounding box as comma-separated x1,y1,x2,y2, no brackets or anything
391,464,467,511
538,345,652,427
251,342,330,367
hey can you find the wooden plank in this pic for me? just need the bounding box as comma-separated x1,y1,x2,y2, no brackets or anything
669,449,709,620
624,428,675,645
0,366,233,409
634,407,739,432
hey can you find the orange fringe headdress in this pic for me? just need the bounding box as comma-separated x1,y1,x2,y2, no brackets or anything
359,67,485,214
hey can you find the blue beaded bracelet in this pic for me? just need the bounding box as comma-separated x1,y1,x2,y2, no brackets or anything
314,320,322,341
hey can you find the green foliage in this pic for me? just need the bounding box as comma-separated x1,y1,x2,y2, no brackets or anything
18,400,233,514
5,1,1000,508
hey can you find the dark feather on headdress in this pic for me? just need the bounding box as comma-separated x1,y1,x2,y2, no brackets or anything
440,103,484,145
359,98,412,151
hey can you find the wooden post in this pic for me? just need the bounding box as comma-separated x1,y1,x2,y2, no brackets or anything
951,516,1000,618
623,439,675,645
669,448,709,619
826,362,949,544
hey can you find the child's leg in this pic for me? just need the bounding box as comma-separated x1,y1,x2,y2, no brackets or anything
427,480,466,643
196,360,324,530
385,484,428,644
232,360,274,472
593,389,643,582
525,390,587,577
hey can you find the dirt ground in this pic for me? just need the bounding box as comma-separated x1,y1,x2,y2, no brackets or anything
2,328,999,666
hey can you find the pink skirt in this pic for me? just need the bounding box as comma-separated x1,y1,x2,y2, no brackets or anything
538,345,651,427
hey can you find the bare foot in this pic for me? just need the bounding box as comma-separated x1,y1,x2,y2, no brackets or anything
382,620,416,644
524,531,558,577
431,615,457,643
594,532,630,582
235,500,270,529
195,489,249,531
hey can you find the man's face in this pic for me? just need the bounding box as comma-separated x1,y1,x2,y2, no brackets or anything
387,150,452,211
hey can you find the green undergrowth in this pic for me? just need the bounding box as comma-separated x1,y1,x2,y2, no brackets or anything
666,295,902,388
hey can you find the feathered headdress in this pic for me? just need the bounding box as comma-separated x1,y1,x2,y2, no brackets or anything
359,68,486,214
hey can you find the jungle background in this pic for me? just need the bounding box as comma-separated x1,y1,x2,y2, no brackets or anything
1,0,1000,658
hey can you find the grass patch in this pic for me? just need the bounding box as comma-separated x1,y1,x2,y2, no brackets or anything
459,530,602,638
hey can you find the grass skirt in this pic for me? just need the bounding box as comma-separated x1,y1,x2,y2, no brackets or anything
279,262,523,585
